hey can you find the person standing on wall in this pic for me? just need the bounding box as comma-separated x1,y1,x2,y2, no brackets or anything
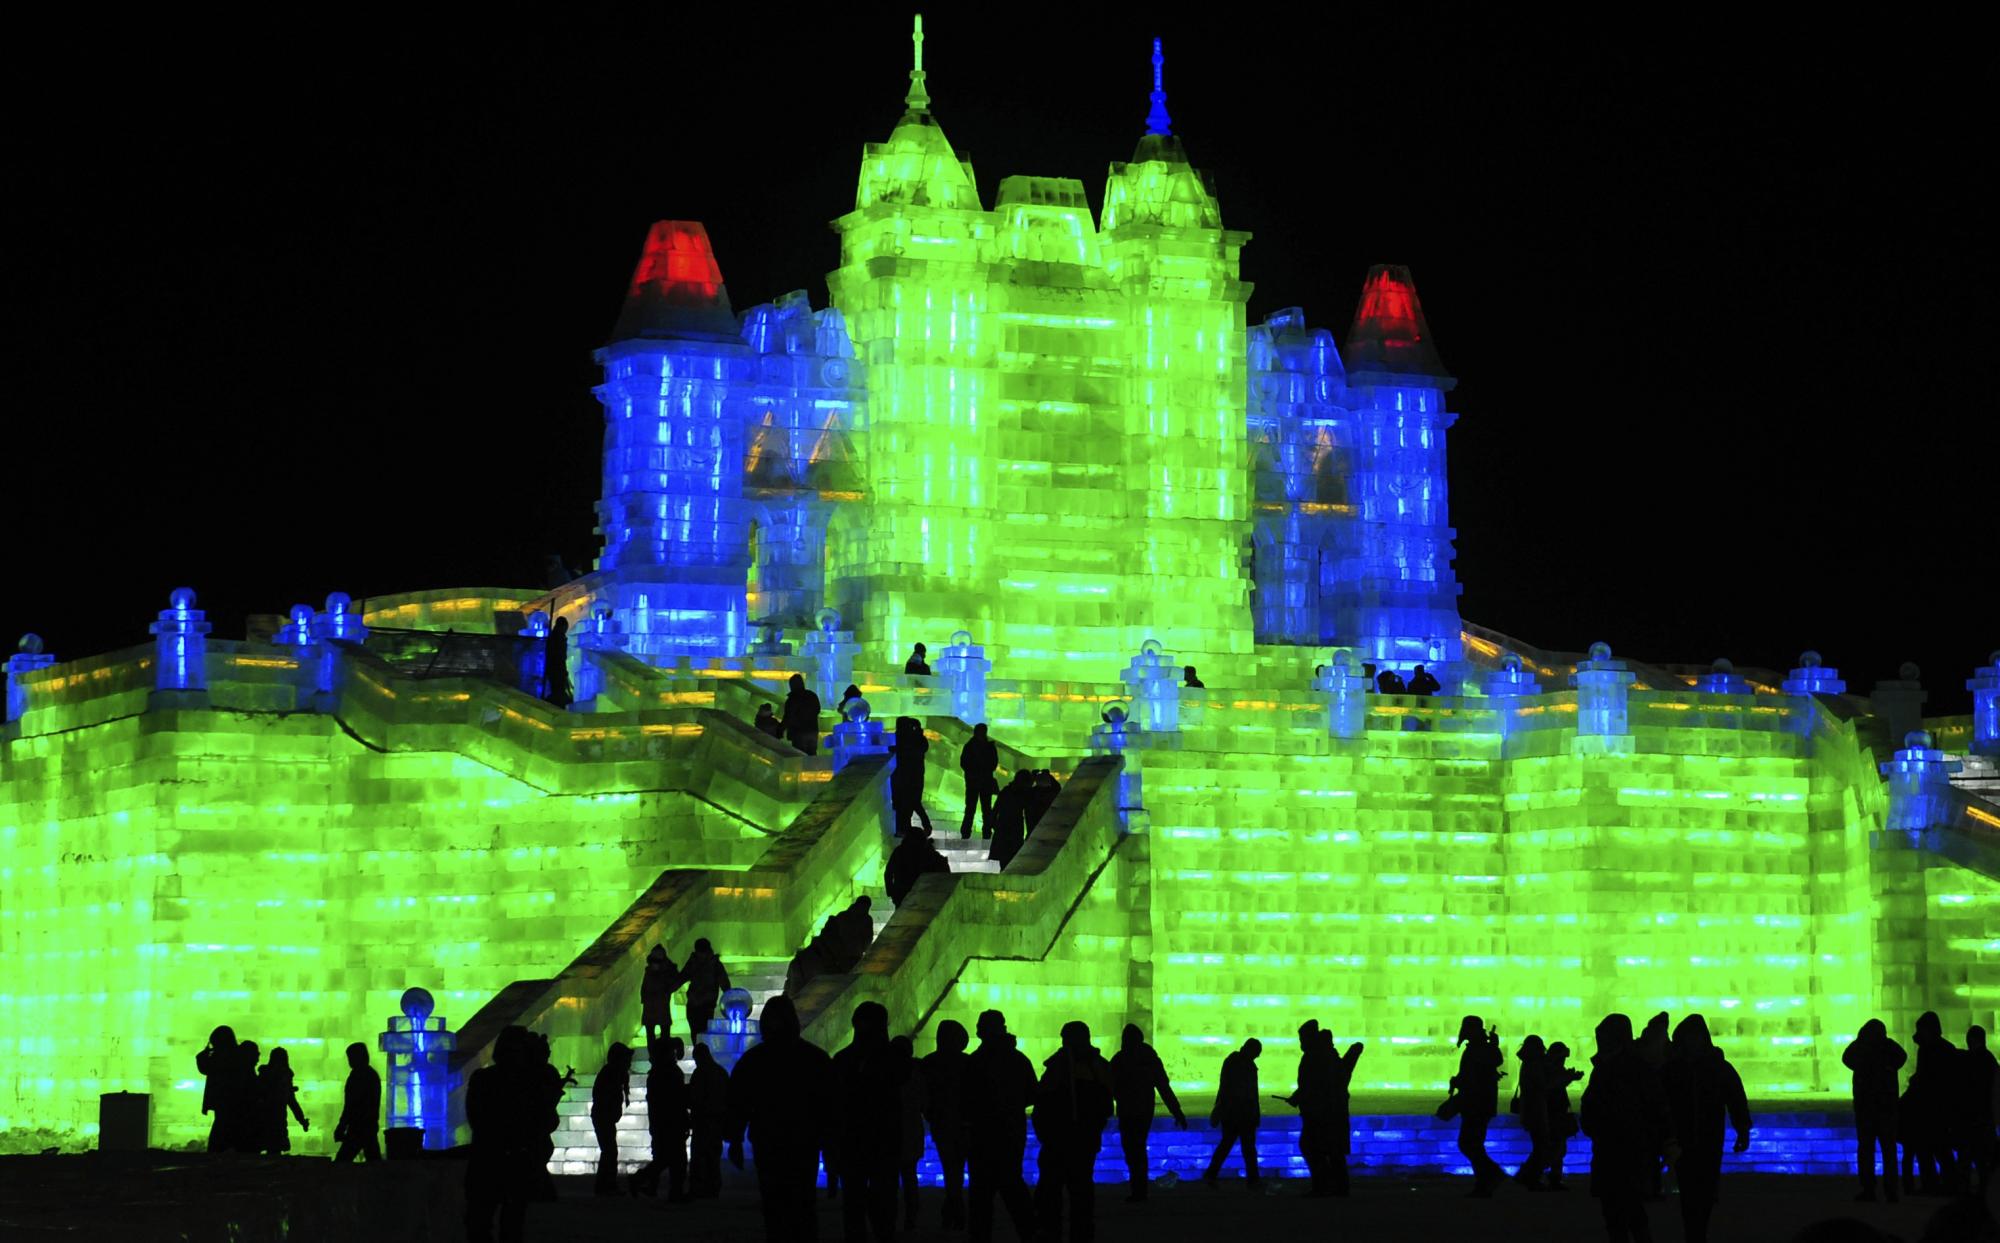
890,717,934,837
958,723,1000,840
783,673,823,756
543,617,573,709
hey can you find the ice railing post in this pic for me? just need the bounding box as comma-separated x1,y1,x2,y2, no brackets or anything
1316,648,1369,741
1121,639,1181,734
308,592,369,700
1966,651,1999,758
1574,641,1635,742
799,607,859,713
149,587,212,694
575,603,627,705
1695,656,1752,696
518,611,551,699
1481,651,1541,752
275,603,319,708
829,694,889,773
4,634,56,724
936,629,990,725
1880,729,1961,841
1781,649,1846,746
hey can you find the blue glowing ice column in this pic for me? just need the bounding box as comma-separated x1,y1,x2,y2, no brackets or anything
380,987,457,1150
1089,702,1142,826
1574,642,1635,738
518,611,551,698
1329,266,1464,671
800,608,860,712
1782,650,1847,742
937,630,990,725
1122,640,1181,734
1482,651,1541,747
274,604,318,708
574,603,627,705
309,592,368,694
149,588,212,692
1880,730,1961,837
698,988,762,1073
1696,657,1752,695
1966,652,1999,757
1316,650,1369,740
828,695,888,773
5,634,55,723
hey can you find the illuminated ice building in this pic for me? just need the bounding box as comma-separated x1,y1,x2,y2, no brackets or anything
5,22,1999,1180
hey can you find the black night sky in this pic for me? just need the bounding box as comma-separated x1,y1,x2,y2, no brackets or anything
7,12,1992,708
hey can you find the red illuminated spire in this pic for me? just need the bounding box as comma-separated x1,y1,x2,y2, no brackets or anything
611,220,738,342
1343,265,1452,384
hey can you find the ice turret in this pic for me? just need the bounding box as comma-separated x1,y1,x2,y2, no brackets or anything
609,220,737,342
854,15,980,210
1344,265,1453,386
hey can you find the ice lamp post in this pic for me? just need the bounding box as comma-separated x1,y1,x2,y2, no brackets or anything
800,608,859,712
1880,730,1960,837
380,987,457,1151
1782,650,1847,743
1967,652,2000,758
5,634,56,723
1696,658,1752,695
829,693,888,772
1121,639,1181,734
575,603,627,704
1574,641,1634,738
936,629,990,724
1315,650,1370,741
149,588,212,692
1481,651,1541,746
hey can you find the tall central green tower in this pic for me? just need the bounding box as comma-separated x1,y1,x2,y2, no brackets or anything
826,22,1255,681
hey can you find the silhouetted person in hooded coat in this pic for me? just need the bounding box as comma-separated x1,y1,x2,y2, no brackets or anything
641,944,680,1048
591,1041,633,1196
987,772,1032,868
890,717,934,837
832,1000,907,1243
905,644,931,676
198,1025,251,1153
1182,665,1204,689
1581,1013,1673,1243
959,723,999,839
885,823,950,907
755,702,785,739
783,673,823,755
1287,1024,1362,1196
1907,1010,1963,1193
923,1020,973,1228
1544,1040,1583,1189
1033,1021,1115,1242
1962,1024,1998,1194
1026,771,1060,830
1514,1035,1553,1189
1450,1014,1506,1196
963,1009,1037,1243
465,1026,542,1243
629,1035,688,1200
1661,1014,1749,1243
542,617,573,708
727,995,834,1241
830,898,876,970
681,939,731,1049
688,1042,729,1198
1844,1018,1905,1202
1376,668,1406,695
333,1041,382,1162
891,1035,927,1229
1109,1023,1185,1200
1204,1038,1262,1186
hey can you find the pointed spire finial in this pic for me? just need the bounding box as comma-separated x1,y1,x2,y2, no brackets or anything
905,13,931,114
1145,36,1171,137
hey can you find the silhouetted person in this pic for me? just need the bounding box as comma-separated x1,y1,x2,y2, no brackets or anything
831,1000,904,1243
1110,1023,1185,1201
198,1025,250,1153
591,1041,633,1196
787,937,834,997
1545,1040,1582,1189
1449,1014,1505,1196
1964,1025,1998,1194
1662,1014,1750,1243
890,717,934,837
892,1035,927,1229
1637,1010,1671,1198
523,1031,569,1202
1514,1035,1552,1189
1407,664,1442,696
886,823,951,907
963,1009,1037,1243
840,684,864,712
727,995,834,1241
1026,771,1060,830
1287,1024,1362,1197
682,938,731,1049
465,1026,541,1243
254,1046,309,1154
1582,1013,1674,1243
830,898,876,970
783,673,823,756
923,1020,972,1228
1204,1038,1262,1187
333,1041,382,1163
755,702,785,740
543,617,573,708
1182,665,1204,689
1033,1021,1114,1242
1361,663,1377,692
641,944,679,1047
1908,1010,1962,1194
1376,668,1406,695
630,1036,689,1200
1844,1019,1906,1202
959,723,1000,839
905,643,931,675
987,771,1032,869
688,1042,729,1199
233,1041,263,1152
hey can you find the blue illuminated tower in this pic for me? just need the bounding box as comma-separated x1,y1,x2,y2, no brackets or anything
1248,307,1350,644
1331,266,1464,670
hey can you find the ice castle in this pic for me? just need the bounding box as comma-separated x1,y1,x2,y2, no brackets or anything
4,20,1998,1177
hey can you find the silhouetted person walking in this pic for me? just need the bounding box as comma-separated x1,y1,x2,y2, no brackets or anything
905,643,931,675
681,938,731,1049
234,1041,263,1153
641,944,680,1048
892,1035,927,1229
1514,1035,1553,1189
1204,1038,1262,1187
198,1025,250,1153
1908,1010,1962,1193
1026,771,1060,830
783,673,823,756
1844,1019,1905,1202
987,772,1032,868
592,1041,633,1196
923,1020,972,1228
890,717,934,837
333,1041,382,1163
1661,1014,1749,1243
689,1042,729,1199
959,723,1000,839
543,617,572,708
254,1046,309,1154
630,1035,689,1200
1544,1040,1582,1189
465,1026,541,1243
886,823,951,907
1287,1023,1362,1197
830,1001,905,1243
830,898,876,970
963,1010,1037,1243
524,1032,569,1202
1448,1015,1505,1196
755,702,785,740
727,995,834,1241
1033,1021,1115,1242
1581,1013,1674,1243
1110,1023,1185,1201
1965,1025,1998,1194
1636,1011,1671,1198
